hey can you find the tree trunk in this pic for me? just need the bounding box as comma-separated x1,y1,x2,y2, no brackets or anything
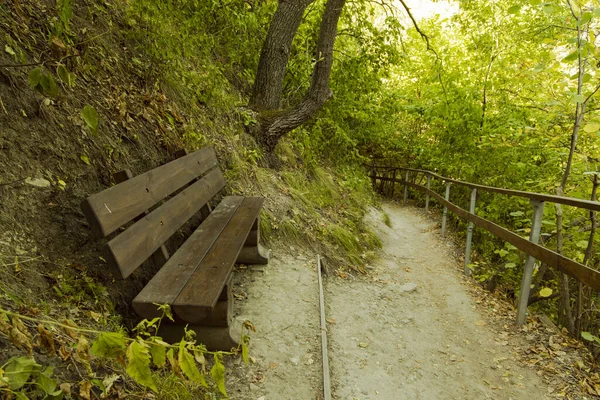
252,0,347,153
555,4,586,335
250,0,314,111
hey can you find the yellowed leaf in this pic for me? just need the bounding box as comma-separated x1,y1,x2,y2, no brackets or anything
79,380,92,400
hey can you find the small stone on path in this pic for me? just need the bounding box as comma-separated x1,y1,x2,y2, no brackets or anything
398,282,418,293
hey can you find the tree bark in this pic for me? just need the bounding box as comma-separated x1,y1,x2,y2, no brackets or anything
251,0,347,153
250,0,314,111
555,1,586,335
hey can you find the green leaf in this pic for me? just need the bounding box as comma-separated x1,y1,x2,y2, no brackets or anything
4,45,16,56
505,262,516,269
211,353,227,397
178,341,207,387
28,68,42,88
576,240,589,249
91,332,127,358
509,211,524,217
595,8,600,17
81,105,99,133
580,11,593,25
539,287,553,297
37,366,58,394
241,342,249,365
507,5,521,14
4,357,38,390
126,340,157,391
542,4,554,14
40,74,59,97
583,123,600,133
57,64,73,88
563,51,578,62
80,154,91,165
149,340,166,368
573,94,585,103
581,331,596,341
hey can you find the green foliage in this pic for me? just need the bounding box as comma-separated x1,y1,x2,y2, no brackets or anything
56,0,73,36
1,357,63,399
126,339,156,391
28,68,59,97
0,305,253,398
81,105,99,134
178,340,207,387
382,211,392,228
210,353,227,397
91,331,127,358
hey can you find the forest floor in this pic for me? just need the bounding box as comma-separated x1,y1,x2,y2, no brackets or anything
226,202,596,400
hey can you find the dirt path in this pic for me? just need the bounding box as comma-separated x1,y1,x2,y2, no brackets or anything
326,202,550,399
227,202,554,399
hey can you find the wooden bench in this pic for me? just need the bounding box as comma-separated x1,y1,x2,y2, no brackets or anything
81,146,269,349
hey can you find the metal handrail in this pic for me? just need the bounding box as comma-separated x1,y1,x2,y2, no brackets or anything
369,165,600,325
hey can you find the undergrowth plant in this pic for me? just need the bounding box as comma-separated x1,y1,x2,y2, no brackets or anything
0,304,253,399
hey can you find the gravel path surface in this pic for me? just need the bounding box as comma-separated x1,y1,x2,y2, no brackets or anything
227,202,551,399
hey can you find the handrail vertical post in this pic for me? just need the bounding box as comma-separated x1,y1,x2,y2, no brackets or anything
403,170,409,204
425,175,431,212
370,165,376,188
464,188,477,275
391,169,397,198
516,200,545,325
442,182,451,236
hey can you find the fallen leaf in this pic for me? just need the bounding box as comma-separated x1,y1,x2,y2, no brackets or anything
79,380,92,400
37,324,56,355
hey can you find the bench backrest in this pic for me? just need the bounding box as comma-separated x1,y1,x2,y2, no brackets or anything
81,146,225,279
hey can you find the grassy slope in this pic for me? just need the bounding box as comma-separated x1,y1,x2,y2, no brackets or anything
0,1,380,397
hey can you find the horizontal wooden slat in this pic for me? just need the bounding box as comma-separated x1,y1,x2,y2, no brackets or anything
370,167,600,212
402,181,600,290
81,147,218,237
173,197,264,323
106,169,226,279
132,196,244,319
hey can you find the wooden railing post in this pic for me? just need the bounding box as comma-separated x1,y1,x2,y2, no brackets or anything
442,182,451,236
403,170,409,204
516,200,545,325
425,175,431,212
464,188,477,275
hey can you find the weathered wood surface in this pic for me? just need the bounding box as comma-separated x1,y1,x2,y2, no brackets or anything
106,168,226,278
112,168,170,268
81,146,218,237
131,196,244,318
370,167,600,212
173,197,264,323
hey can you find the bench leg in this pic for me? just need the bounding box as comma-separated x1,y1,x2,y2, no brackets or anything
237,244,270,264
237,217,270,265
157,324,239,351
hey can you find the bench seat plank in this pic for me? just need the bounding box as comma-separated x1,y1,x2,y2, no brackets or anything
173,197,264,323
106,168,225,278
131,196,244,319
82,146,218,237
